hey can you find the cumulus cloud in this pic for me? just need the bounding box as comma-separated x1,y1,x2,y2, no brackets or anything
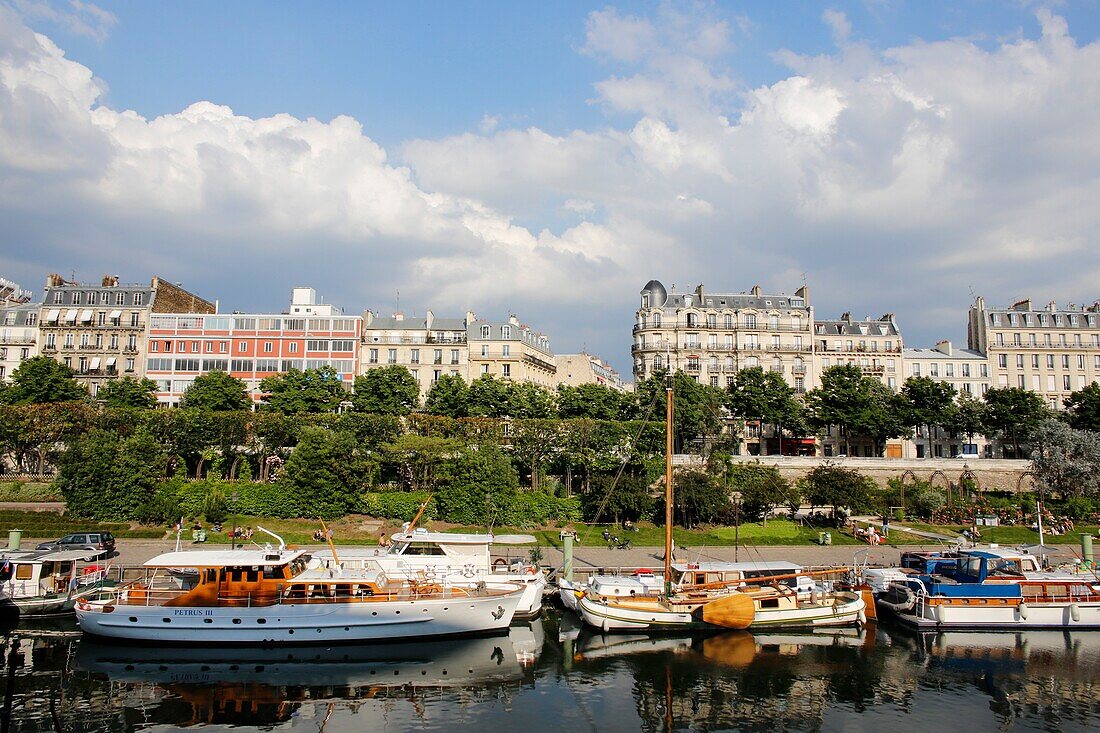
9,0,116,43
3,4,1100,374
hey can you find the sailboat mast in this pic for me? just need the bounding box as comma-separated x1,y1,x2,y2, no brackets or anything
664,383,674,593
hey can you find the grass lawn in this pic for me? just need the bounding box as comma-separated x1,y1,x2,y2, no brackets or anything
900,521,1100,547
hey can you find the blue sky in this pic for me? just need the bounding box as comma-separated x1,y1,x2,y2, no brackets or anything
3,1,1100,376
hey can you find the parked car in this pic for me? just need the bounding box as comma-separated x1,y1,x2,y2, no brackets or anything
35,531,116,558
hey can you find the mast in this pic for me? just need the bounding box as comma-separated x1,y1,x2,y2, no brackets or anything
664,381,674,594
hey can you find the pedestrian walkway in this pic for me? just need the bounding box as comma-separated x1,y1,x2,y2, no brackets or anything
849,515,960,543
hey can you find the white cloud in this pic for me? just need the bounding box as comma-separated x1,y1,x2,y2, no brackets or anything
9,0,117,43
822,9,851,45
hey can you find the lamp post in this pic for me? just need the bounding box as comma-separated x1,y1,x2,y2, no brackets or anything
230,490,239,550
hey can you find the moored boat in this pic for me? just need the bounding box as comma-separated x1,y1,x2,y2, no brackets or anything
74,532,526,644
0,549,111,618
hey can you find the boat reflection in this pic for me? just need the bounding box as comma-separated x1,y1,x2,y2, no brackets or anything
73,626,542,727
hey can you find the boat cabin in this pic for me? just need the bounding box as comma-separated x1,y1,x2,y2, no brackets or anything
0,550,99,599
953,550,1040,584
129,549,320,607
670,561,815,593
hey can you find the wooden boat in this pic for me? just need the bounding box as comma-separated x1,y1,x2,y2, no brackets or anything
313,528,546,619
0,549,110,618
575,381,864,633
74,530,526,644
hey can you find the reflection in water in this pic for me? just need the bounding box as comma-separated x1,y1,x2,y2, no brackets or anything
3,617,1100,731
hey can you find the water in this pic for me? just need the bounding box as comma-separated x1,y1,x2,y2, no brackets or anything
4,614,1100,732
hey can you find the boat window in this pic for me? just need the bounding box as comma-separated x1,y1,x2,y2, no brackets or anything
403,544,447,556
988,559,1022,576
695,573,706,585
246,569,259,583
960,557,982,577
760,598,780,609
286,584,306,599
263,565,282,580
205,569,217,583
58,562,72,574
388,543,408,555
15,564,33,580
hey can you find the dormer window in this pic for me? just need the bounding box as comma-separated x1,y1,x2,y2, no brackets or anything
480,325,490,338
502,325,511,339
642,294,650,308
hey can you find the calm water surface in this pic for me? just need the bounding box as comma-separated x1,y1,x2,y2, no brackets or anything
4,613,1100,732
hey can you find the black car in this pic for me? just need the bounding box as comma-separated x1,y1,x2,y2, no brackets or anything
35,531,116,558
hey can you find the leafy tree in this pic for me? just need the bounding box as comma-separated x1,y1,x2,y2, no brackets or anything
261,366,345,414
2,356,86,404
180,370,251,411
1030,419,1100,498
382,434,463,492
9,402,96,473
806,365,908,456
98,376,158,409
670,469,732,527
950,392,988,445
351,366,420,415
1064,383,1100,432
466,374,512,417
56,429,169,520
434,444,520,527
507,382,556,419
799,464,877,520
279,426,378,517
725,462,789,523
635,370,725,452
900,376,957,457
726,367,801,454
509,418,560,490
557,383,628,420
582,473,655,524
983,387,1049,458
423,374,469,417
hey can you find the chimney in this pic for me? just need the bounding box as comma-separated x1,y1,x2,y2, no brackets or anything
751,284,762,297
935,339,953,356
393,311,404,321
509,314,520,326
795,285,810,304
840,312,851,323
362,310,375,326
101,275,119,287
465,311,476,327
880,312,896,323
1048,300,1057,312
425,310,434,330
46,273,65,288
694,283,705,302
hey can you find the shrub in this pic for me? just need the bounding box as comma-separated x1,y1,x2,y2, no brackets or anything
362,491,437,521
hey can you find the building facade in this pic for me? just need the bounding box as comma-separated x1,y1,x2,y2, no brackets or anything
969,296,1100,410
148,288,360,405
554,353,628,392
902,340,991,458
0,278,39,382
633,281,814,392
38,274,214,396
812,313,903,389
360,311,471,401
468,315,557,388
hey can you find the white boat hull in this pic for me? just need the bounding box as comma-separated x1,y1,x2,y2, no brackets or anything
75,586,525,644
558,579,581,612
578,592,866,632
895,598,1100,629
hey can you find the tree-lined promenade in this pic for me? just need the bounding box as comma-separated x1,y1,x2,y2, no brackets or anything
2,356,1100,531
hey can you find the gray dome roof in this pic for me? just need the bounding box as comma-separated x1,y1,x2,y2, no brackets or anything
641,280,667,308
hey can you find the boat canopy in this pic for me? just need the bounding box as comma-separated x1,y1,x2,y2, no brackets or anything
4,549,102,564
143,549,309,568
389,530,536,545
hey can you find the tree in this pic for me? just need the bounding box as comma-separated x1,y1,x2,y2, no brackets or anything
434,444,520,527
2,356,86,404
466,374,511,417
726,367,801,455
423,374,469,417
351,366,420,415
726,462,788,523
507,382,556,419
806,365,907,456
799,464,876,521
1064,383,1100,432
635,370,725,452
1030,419,1100,498
557,383,628,420
280,426,378,517
56,429,169,520
900,376,957,457
261,366,345,414
582,473,654,524
670,469,732,527
983,387,1048,458
180,370,251,411
950,392,988,446
509,418,560,490
382,434,463,492
98,377,158,409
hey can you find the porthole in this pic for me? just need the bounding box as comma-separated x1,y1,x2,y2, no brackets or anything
288,629,295,635
257,618,267,624
203,618,213,624
128,617,137,622
232,619,242,625
162,618,171,623
372,611,378,616
395,610,401,615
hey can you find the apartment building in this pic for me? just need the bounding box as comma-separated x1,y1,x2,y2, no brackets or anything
554,353,628,392
361,310,470,401
38,274,214,396
968,296,1100,410
632,281,814,392
0,278,38,382
148,288,360,405
813,313,903,390
468,315,557,388
903,340,991,458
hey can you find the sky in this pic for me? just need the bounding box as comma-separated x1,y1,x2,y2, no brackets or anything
2,1,1100,377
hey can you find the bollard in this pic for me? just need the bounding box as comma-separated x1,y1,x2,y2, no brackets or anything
563,531,574,582
6,529,21,551
1082,533,1094,568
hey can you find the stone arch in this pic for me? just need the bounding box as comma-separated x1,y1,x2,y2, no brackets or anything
896,470,919,514
958,466,979,500
929,469,951,506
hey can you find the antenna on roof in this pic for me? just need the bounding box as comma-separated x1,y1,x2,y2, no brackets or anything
396,289,400,312
968,284,975,299
801,271,807,285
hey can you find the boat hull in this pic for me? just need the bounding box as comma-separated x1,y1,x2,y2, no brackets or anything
892,598,1100,629
578,592,866,632
75,588,525,644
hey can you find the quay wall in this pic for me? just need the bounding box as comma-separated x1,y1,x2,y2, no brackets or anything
674,455,1035,492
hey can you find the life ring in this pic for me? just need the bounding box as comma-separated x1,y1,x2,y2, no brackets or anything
424,565,437,580
493,558,508,569
525,566,538,575
462,565,476,578
633,568,652,576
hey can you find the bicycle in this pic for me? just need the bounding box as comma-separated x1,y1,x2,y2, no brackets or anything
607,535,633,550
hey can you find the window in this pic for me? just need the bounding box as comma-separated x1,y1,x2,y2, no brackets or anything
230,359,252,372
480,325,491,338
307,340,329,351
502,364,511,377
745,314,757,329
480,364,488,375
368,348,378,364
115,292,125,305
998,354,1007,368
97,311,105,325
1047,354,1055,368
451,349,459,364
263,342,273,353
501,325,511,339
53,291,63,304
1016,354,1024,368
254,359,278,372
331,340,354,352
175,359,200,372
288,342,297,353
72,292,82,305
133,292,144,306
411,349,420,364
707,314,716,329
501,345,510,357
129,312,140,327
150,341,159,353
1062,355,1070,369
1018,374,1026,388
434,349,443,364
945,363,954,377
1047,375,1057,391
1078,355,1085,369
962,363,971,377
127,335,137,350
389,349,397,364
769,315,779,330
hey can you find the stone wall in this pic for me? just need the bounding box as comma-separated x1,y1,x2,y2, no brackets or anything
675,455,1036,493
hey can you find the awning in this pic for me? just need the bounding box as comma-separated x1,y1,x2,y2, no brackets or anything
47,308,60,322
109,309,122,319
106,358,117,367
90,357,101,370
64,309,78,322
80,309,93,322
